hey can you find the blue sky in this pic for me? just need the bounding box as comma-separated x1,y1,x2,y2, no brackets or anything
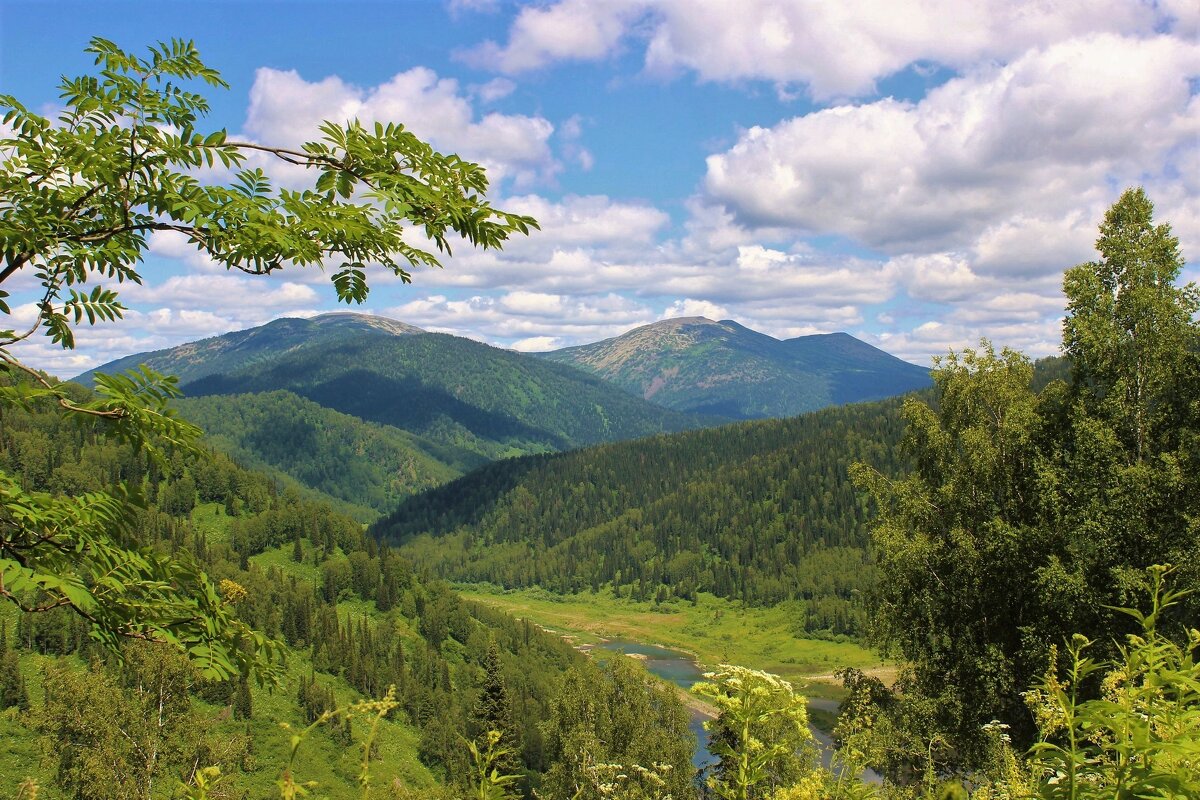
2,0,1198,375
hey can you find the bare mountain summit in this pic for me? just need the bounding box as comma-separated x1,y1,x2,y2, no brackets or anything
538,317,930,419
73,312,425,388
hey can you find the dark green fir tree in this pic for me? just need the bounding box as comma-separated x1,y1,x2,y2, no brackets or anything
232,675,253,720
471,642,522,775
0,620,30,712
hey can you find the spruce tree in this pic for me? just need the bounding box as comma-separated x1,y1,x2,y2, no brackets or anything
232,676,253,720
0,620,30,711
471,642,521,775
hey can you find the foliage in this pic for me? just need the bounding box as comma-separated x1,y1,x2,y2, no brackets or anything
693,665,818,800
0,621,28,711
564,760,677,800
538,657,694,800
467,730,522,800
36,641,246,800
1023,565,1200,799
0,36,535,680
0,375,584,799
852,188,1199,770
850,344,1047,760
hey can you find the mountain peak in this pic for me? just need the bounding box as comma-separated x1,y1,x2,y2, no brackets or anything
308,312,425,337
72,312,424,386
651,316,716,327
541,317,929,419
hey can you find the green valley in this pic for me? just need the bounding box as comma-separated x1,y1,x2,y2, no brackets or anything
455,585,886,686
3,27,1198,800
376,394,912,635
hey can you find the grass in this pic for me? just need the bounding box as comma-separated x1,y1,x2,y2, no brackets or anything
250,538,325,584
456,585,891,702
193,501,233,546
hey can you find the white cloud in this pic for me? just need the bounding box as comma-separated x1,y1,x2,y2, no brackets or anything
705,34,1200,262
383,291,655,345
661,298,729,320
511,335,563,352
467,0,1165,99
123,274,319,311
500,290,567,316
474,77,517,103
466,0,643,73
868,314,1065,364
883,253,988,304
243,66,557,187
970,212,1097,278
503,194,669,249
643,0,1157,99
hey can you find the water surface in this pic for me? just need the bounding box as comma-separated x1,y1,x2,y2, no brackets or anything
594,638,881,784
596,639,716,770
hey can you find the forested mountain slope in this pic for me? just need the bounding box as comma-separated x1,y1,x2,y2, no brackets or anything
177,328,701,456
74,313,707,513
175,390,460,520
377,355,1064,635
375,395,912,635
0,376,696,799
540,317,931,419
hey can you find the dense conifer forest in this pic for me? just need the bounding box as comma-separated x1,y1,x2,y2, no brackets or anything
375,396,911,635
0,375,696,798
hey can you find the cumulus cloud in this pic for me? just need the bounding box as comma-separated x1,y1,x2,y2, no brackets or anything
867,314,1065,365
511,335,564,352
466,0,1165,99
502,194,669,250
383,291,655,344
123,274,319,312
660,298,729,320
705,34,1200,258
473,77,517,102
465,0,644,74
242,66,557,187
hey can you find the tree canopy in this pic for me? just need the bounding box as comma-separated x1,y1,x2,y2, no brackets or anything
852,187,1199,771
0,37,537,681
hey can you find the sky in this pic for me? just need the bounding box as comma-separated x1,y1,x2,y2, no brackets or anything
2,0,1198,376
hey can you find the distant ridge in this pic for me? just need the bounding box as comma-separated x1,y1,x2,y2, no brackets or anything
538,317,931,419
72,313,705,518
72,312,425,387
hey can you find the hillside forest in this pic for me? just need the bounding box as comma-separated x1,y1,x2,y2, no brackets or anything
0,36,1198,800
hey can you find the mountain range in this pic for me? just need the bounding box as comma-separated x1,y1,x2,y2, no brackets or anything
75,313,701,517
540,316,931,419
74,312,930,518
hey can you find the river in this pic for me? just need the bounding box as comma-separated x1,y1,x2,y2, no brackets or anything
594,639,881,783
